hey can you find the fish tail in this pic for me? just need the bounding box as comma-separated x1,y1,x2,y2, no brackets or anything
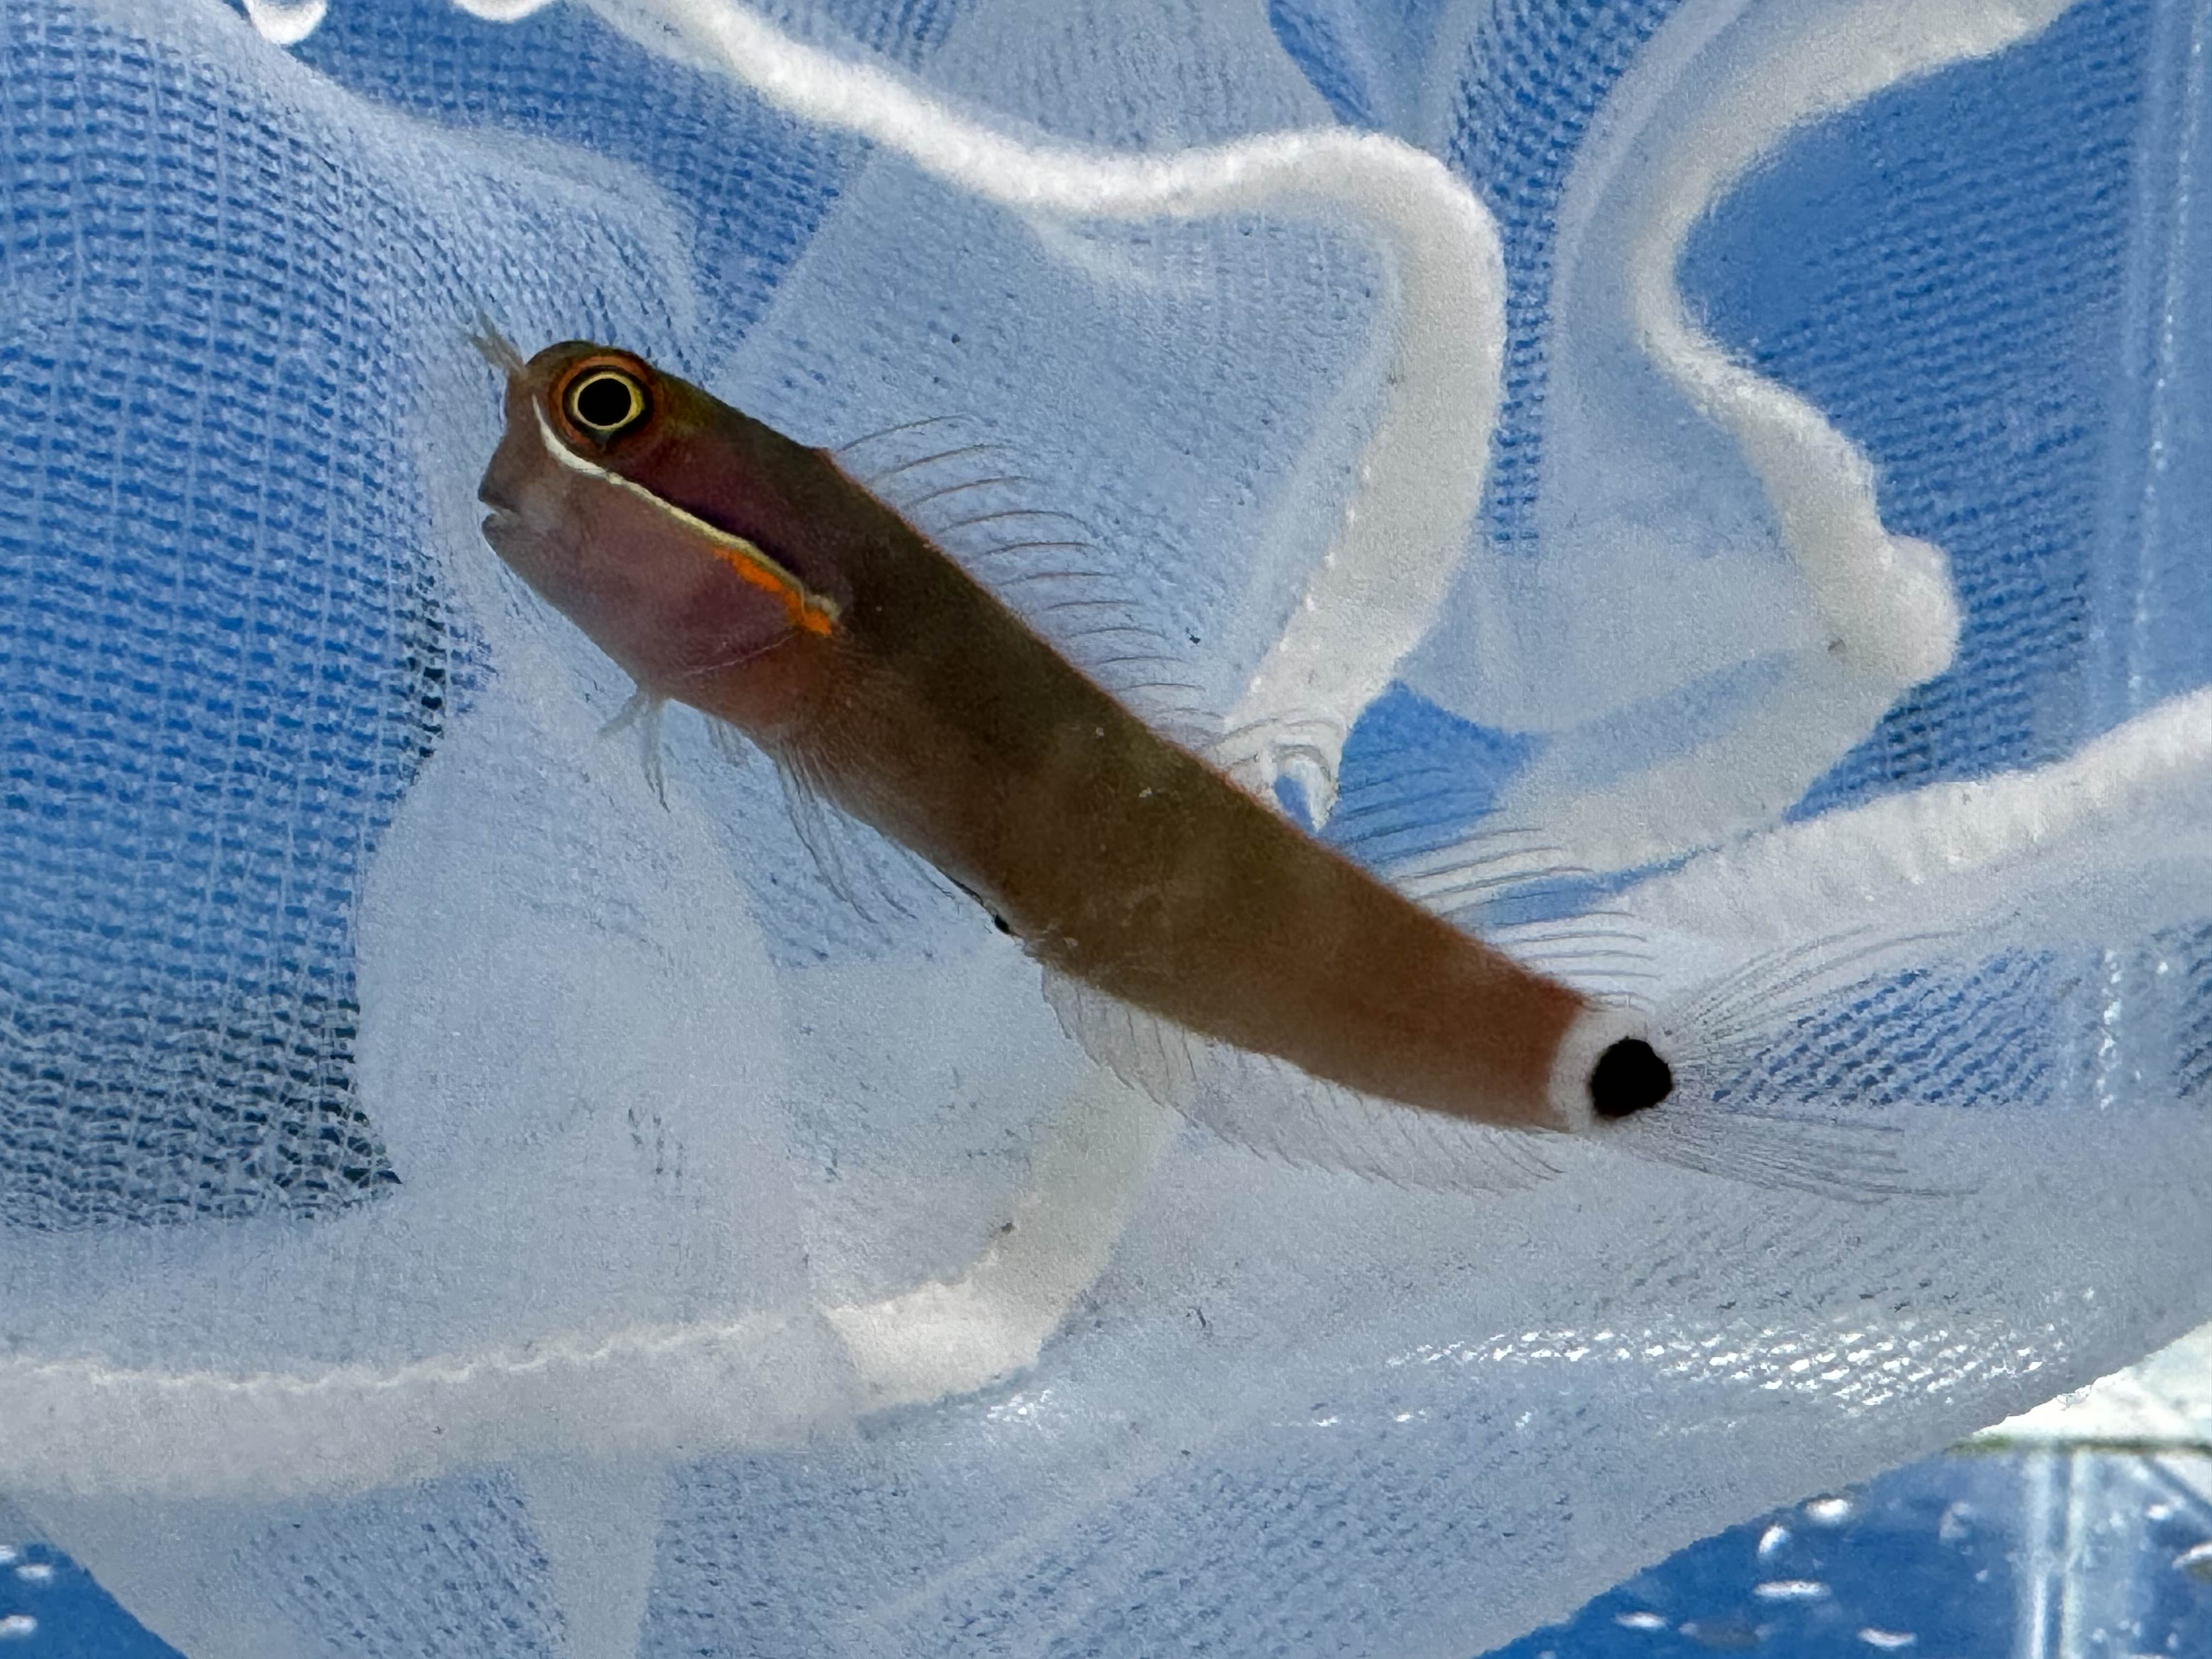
1551,929,1975,1200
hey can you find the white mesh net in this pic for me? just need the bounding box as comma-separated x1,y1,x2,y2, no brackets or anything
3,0,2210,1654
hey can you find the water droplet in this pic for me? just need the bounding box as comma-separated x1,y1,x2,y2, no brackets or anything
241,0,328,46
2172,1539,2212,1581
1858,1630,1916,1651
1615,1610,1667,1631
1757,1523,1790,1558
1753,1579,1829,1601
452,0,563,17
1803,1495,1853,1525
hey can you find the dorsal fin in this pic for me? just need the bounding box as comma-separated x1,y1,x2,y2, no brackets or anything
1482,916,1660,1001
1374,833,1586,919
848,422,1222,748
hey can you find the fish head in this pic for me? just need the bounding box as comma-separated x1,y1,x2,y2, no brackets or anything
476,337,847,699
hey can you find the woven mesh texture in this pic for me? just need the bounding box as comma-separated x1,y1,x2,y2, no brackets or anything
1444,0,1679,555
1687,0,2157,807
0,0,961,1230
6,2,2212,1656
287,0,871,343
0,6,445,1226
253,1476,564,1659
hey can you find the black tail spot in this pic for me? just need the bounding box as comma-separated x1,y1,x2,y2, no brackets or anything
1590,1037,1673,1119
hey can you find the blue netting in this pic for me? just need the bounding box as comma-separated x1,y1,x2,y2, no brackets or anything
0,8,448,1225
1685,0,2158,809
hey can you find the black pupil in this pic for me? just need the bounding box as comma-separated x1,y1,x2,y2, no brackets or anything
1589,1037,1673,1119
574,373,639,432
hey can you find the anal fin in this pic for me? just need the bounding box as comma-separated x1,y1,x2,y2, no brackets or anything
1037,967,1566,1194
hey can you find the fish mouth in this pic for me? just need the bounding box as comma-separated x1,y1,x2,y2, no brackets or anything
477,436,531,517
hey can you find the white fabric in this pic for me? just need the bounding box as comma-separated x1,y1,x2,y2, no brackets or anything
1,0,2205,1653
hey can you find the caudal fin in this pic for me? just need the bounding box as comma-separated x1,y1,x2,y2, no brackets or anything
1579,930,1979,1202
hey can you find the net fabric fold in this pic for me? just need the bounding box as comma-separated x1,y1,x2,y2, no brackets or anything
2,0,2209,1655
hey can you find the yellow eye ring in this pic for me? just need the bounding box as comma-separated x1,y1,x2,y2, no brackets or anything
564,366,650,442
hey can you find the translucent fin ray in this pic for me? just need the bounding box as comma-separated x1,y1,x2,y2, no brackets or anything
1607,1109,1946,1204
1366,832,1605,935
909,461,1216,749
1039,968,1564,1194
769,751,946,924
1609,929,1984,1202
856,441,1007,493
834,413,979,456
600,687,669,807
703,715,753,768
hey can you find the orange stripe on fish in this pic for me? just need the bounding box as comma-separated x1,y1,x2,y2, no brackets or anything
704,535,840,637
529,405,841,638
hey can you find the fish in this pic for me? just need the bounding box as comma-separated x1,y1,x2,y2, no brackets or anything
474,331,1920,1197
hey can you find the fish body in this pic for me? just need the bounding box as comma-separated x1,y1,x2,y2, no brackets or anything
477,336,1884,1187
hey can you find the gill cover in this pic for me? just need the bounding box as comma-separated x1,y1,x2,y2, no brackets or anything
478,340,843,699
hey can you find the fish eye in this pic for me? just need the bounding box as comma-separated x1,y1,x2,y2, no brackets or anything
564,367,650,442
1588,1037,1673,1119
